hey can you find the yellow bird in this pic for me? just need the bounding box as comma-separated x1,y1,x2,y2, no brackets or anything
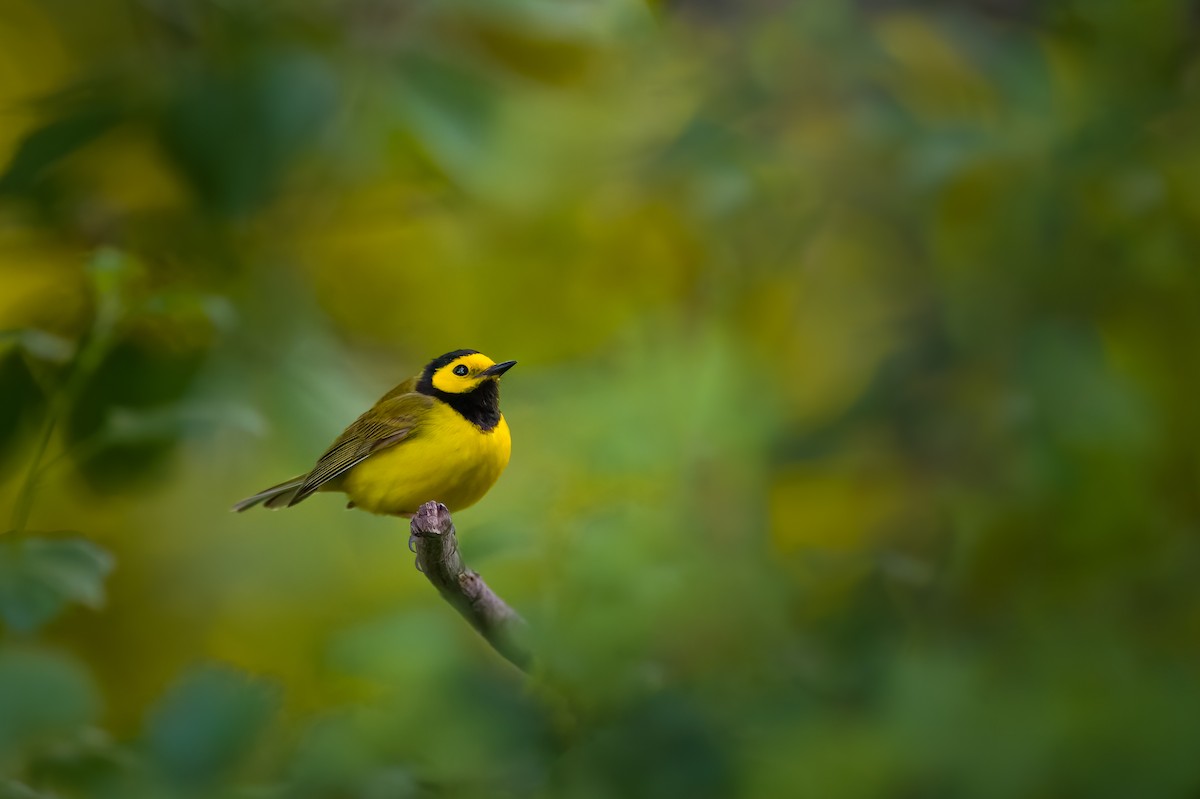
234,349,515,516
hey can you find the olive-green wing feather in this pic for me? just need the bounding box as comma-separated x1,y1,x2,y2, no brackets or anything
287,390,433,506
232,474,306,512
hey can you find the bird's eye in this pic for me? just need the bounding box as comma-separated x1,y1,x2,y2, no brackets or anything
453,364,469,377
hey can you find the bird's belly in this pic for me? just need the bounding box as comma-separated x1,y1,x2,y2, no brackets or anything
339,413,511,516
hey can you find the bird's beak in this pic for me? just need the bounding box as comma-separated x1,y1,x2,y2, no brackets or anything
482,360,517,378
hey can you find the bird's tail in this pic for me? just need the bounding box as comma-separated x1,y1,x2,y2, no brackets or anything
232,475,308,512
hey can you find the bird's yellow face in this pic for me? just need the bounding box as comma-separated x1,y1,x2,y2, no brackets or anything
430,352,517,394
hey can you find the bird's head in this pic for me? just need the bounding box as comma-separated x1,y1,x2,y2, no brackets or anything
421,349,517,396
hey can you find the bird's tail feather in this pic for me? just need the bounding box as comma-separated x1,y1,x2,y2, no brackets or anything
232,475,307,512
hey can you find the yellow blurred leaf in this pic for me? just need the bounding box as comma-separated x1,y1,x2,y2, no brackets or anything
875,14,998,124
770,464,906,555
0,228,88,335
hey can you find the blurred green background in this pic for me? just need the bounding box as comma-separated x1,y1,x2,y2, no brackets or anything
2,0,1199,796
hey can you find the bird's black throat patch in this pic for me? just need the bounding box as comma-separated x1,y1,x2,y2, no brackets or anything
416,363,502,432
433,381,501,431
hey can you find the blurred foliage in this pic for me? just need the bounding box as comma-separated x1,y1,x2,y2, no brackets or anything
1,0,1200,796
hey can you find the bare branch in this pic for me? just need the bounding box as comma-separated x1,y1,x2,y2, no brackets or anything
409,501,531,671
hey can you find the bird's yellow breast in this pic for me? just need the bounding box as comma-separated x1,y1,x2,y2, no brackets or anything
336,401,511,516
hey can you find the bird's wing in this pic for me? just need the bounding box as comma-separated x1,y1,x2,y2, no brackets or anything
288,389,433,505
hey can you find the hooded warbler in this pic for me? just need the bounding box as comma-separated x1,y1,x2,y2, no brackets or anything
234,349,515,516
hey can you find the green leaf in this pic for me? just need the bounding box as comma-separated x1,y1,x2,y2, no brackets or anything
0,108,118,195
143,664,278,787
66,338,206,490
0,647,99,759
17,330,75,365
0,778,45,799
160,51,338,215
142,291,237,333
102,401,264,445
0,537,115,633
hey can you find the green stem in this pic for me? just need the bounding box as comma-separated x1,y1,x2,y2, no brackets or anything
7,254,123,534
9,415,57,535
